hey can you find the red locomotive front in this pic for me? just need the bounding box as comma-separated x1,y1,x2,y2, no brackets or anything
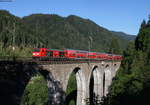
32,48,47,57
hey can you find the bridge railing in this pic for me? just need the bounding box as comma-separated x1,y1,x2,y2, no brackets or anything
0,56,122,63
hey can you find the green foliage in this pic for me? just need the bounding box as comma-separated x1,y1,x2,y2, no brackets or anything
108,38,122,54
69,100,76,105
0,47,32,57
21,75,48,105
0,10,130,57
105,16,150,105
66,73,77,105
66,73,77,95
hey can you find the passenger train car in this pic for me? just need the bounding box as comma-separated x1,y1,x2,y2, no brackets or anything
32,48,123,60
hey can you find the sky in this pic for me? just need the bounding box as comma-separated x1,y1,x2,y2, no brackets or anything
0,0,150,35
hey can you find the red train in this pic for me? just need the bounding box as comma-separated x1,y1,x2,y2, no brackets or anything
32,48,123,60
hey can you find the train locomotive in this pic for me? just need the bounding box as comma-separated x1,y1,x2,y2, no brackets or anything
32,48,123,60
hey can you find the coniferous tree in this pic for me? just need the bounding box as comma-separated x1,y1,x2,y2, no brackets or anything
147,15,150,26
108,38,122,54
105,15,150,105
141,20,146,29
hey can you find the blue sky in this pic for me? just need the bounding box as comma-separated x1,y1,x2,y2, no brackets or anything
0,0,150,35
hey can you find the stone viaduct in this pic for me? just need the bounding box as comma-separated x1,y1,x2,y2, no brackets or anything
0,60,121,105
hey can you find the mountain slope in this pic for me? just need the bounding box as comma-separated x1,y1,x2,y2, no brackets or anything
22,14,130,52
111,31,136,40
0,10,131,54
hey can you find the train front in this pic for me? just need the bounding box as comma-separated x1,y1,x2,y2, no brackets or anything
32,48,47,59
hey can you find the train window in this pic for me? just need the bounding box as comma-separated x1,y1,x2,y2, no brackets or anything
60,52,65,57
41,49,45,52
46,51,53,56
64,51,67,54
49,51,53,56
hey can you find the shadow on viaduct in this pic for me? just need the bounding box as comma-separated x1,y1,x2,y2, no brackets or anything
0,60,121,105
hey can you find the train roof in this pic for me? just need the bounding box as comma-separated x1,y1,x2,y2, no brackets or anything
64,48,88,52
46,49,63,51
33,48,63,51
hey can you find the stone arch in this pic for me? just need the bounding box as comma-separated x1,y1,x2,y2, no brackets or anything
21,70,49,105
89,65,103,104
103,64,112,96
0,62,47,105
66,67,86,105
21,65,66,105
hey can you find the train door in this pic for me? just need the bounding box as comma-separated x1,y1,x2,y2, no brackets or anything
53,51,60,58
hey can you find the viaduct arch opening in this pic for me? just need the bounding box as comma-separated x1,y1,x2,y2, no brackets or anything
89,66,102,105
66,67,86,105
21,73,49,105
103,72,105,96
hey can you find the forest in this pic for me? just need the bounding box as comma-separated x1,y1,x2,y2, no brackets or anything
104,17,150,105
1,10,150,105
0,10,131,57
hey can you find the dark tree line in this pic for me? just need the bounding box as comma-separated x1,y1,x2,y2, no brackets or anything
102,16,150,105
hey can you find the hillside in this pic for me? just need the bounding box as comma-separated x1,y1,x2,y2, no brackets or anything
111,31,136,40
105,18,150,105
22,14,129,52
0,10,131,56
